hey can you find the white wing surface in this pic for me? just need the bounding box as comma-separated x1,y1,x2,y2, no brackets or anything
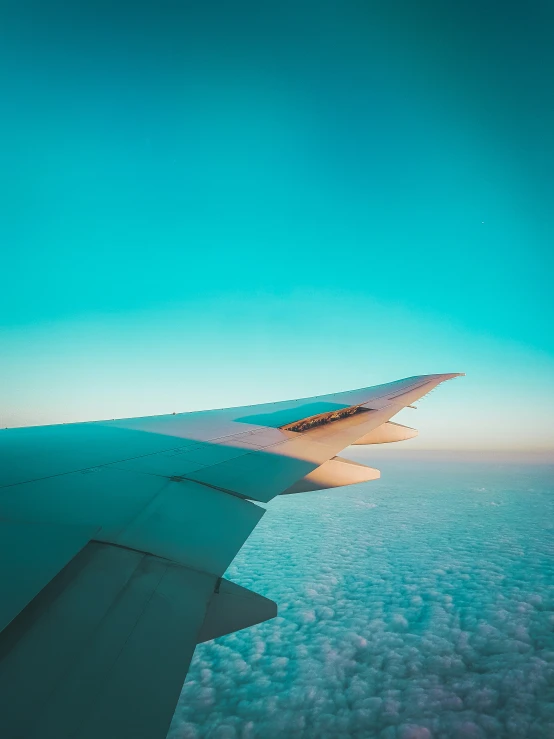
0,373,462,738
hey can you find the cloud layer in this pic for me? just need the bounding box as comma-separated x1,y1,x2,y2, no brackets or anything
168,460,554,738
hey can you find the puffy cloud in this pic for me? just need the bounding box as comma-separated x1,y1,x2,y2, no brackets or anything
168,463,554,738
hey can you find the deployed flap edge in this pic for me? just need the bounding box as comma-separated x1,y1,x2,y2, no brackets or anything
197,578,277,643
0,541,217,739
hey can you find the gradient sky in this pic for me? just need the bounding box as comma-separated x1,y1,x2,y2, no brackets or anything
1,0,553,451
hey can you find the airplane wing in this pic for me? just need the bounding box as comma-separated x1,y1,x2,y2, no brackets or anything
0,372,462,739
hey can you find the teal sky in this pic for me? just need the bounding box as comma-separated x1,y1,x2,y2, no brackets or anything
1,1,553,451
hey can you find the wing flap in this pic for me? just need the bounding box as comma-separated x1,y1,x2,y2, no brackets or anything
107,478,265,576
0,541,217,739
198,578,277,642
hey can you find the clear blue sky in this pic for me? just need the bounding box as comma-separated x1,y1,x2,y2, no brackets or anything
1,1,553,450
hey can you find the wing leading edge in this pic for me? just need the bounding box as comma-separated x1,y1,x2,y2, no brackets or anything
0,373,463,738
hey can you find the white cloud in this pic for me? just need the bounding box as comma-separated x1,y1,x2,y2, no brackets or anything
168,463,554,738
